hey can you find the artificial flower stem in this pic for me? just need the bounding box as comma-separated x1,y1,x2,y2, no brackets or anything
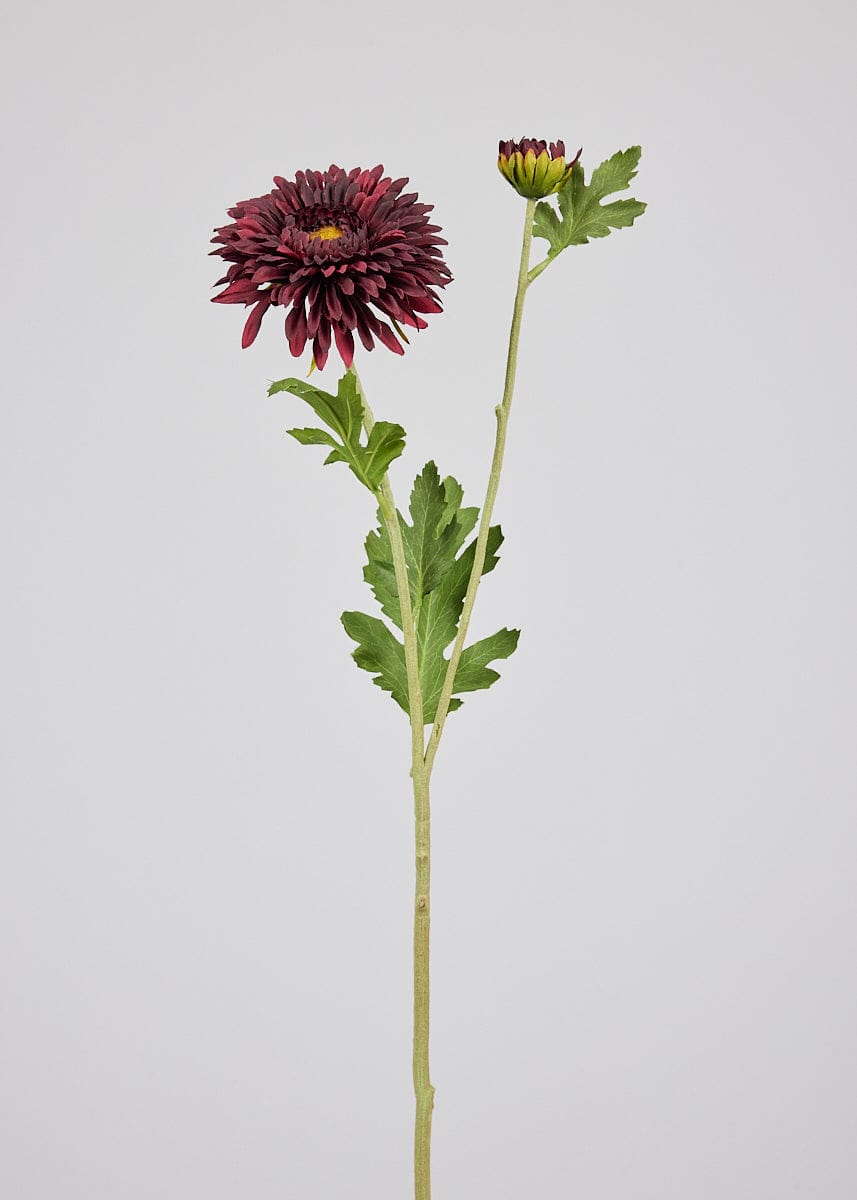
350,368,436,1200
527,255,552,285
350,368,426,741
424,199,536,778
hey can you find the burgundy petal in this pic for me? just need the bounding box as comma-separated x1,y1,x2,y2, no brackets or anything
375,321,405,356
211,161,452,367
285,304,308,356
212,278,261,305
313,336,330,371
333,324,355,366
241,298,270,348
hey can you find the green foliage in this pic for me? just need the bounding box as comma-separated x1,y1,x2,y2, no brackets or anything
342,462,520,722
454,628,521,694
269,372,405,493
339,611,410,713
532,146,646,260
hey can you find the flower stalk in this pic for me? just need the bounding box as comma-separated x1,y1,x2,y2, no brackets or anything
354,196,536,1198
353,195,536,1198
351,370,435,1200
424,197,536,778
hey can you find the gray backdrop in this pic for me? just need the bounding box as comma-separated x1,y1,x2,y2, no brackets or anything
2,0,855,1196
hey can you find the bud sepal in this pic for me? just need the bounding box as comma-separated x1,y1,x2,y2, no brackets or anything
497,138,582,199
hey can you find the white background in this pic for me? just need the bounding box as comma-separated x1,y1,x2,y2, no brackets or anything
2,1,856,1196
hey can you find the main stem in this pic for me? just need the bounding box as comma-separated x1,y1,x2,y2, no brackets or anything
424,198,536,779
351,196,534,1193
350,368,435,1200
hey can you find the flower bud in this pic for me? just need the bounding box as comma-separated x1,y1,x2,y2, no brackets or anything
497,138,582,199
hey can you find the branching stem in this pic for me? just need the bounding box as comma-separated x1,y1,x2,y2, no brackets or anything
348,196,535,1196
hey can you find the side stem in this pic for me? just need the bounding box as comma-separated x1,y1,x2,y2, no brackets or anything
424,198,536,778
350,368,435,1200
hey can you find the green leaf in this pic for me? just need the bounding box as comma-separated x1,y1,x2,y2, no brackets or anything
363,420,407,484
532,199,565,256
286,426,339,449
363,463,479,628
270,372,405,492
269,372,363,443
415,525,503,719
589,146,642,198
402,463,479,602
340,611,409,713
532,146,646,258
363,519,402,630
348,461,519,722
454,628,520,693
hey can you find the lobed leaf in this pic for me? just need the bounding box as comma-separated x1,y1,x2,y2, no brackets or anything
340,611,409,713
346,461,519,723
532,146,646,259
453,628,520,694
363,420,407,484
287,427,339,449
532,200,565,256
270,372,405,492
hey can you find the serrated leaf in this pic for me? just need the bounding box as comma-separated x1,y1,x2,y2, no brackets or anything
590,146,641,197
270,372,405,492
454,628,520,693
363,420,407,483
532,145,646,256
438,474,465,535
403,463,479,602
556,158,586,227
363,463,482,632
586,197,647,234
363,518,402,629
340,611,409,713
269,373,363,443
353,462,518,723
532,200,564,255
286,426,339,448
416,525,503,719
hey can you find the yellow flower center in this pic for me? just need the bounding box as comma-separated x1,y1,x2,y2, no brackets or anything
308,223,344,241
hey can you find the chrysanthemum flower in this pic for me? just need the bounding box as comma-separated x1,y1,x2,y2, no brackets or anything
497,138,582,199
211,165,452,370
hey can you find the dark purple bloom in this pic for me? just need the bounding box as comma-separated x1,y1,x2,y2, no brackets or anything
211,165,452,369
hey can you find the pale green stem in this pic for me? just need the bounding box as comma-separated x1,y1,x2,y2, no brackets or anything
424,198,536,779
348,367,435,1200
527,255,552,285
349,368,425,743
